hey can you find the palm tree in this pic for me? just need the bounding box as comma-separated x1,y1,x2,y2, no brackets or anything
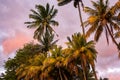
57,0,85,35
41,46,70,80
66,33,97,80
84,0,120,51
39,29,58,52
25,3,58,41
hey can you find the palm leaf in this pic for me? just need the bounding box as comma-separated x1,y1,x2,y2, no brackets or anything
58,0,72,6
50,9,58,19
110,1,120,15
105,26,109,44
25,21,40,28
50,20,59,26
36,4,46,18
46,3,50,15
86,23,98,38
94,25,103,41
111,21,120,31
91,1,99,10
84,7,97,15
30,9,41,18
49,5,54,15
114,31,120,38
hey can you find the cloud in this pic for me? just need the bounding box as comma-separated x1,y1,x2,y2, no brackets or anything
108,72,120,80
2,32,32,54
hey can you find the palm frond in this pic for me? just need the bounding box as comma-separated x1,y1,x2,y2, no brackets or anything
29,14,42,21
91,1,99,10
94,25,103,41
33,26,44,39
86,23,98,38
25,21,40,28
35,4,46,18
49,5,54,15
110,1,120,15
111,21,120,31
30,9,41,18
50,20,59,26
58,0,72,6
114,31,120,38
84,7,97,15
105,26,109,44
46,3,50,15
50,9,58,19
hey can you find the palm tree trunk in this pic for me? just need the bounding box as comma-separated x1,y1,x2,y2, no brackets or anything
92,67,98,80
62,71,68,80
81,55,87,80
91,61,98,80
77,3,85,35
81,62,87,80
59,68,63,80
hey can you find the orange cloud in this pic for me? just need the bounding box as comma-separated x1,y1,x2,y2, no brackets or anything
2,32,32,54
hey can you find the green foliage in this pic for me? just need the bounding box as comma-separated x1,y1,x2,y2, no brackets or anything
84,0,120,50
0,71,17,80
65,33,97,80
2,42,43,80
39,29,58,52
3,0,120,79
25,3,58,41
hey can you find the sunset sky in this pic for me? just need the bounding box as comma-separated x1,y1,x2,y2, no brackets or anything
0,0,120,80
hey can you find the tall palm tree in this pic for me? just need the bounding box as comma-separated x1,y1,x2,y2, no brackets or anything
66,33,97,80
84,0,120,52
25,3,59,41
57,0,85,35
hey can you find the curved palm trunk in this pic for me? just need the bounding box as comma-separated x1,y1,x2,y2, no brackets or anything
78,3,85,35
91,62,98,80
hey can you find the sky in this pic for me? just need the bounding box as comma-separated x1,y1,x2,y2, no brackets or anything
0,0,120,80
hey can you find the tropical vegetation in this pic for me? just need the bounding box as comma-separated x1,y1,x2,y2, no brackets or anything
84,0,120,51
0,0,120,80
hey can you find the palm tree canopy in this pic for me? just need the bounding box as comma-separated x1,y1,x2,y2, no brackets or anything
58,0,84,8
66,33,97,62
84,0,120,43
57,0,72,6
25,3,58,40
39,29,59,52
65,32,97,80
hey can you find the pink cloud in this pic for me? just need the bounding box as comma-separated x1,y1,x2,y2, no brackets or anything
109,74,120,80
2,32,32,54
